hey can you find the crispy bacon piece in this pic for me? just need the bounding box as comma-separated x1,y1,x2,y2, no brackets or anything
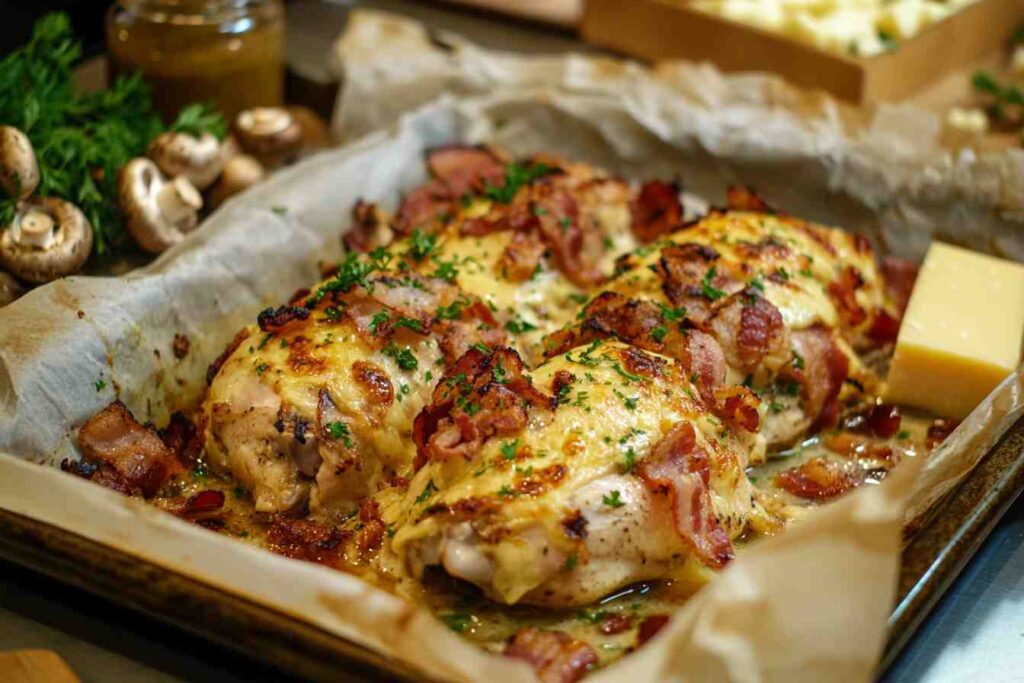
533,183,606,287
868,310,901,346
707,289,789,374
344,200,387,253
822,432,895,462
827,265,868,328
638,423,734,568
356,498,386,560
425,145,506,197
880,256,919,315
636,615,671,647
631,180,682,242
498,231,546,282
412,347,551,469
655,243,722,323
207,328,249,384
158,411,204,467
393,181,451,234
775,457,866,500
599,613,632,635
789,326,850,429
257,305,311,333
545,292,727,401
76,401,179,497
726,186,774,213
842,403,902,439
712,386,761,432
927,418,959,449
619,346,666,380
504,628,597,683
61,458,135,496
266,517,349,567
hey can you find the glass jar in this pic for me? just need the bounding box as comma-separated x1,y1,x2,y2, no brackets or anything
106,0,285,122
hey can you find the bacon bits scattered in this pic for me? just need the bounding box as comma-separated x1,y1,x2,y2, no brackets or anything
344,200,390,253
499,231,546,282
598,613,632,635
413,347,551,469
638,423,734,568
828,265,867,328
207,328,249,384
927,418,960,449
266,517,349,567
425,145,506,197
630,180,682,242
172,333,190,359
775,457,865,500
636,615,671,648
725,186,774,213
356,498,386,560
712,385,761,432
842,403,902,439
158,411,204,467
257,305,311,333
504,628,597,683
75,401,179,497
788,326,851,428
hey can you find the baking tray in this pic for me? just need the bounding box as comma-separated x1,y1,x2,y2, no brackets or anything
0,415,1020,680
581,0,1024,104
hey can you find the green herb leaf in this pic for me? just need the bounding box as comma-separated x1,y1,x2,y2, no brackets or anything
602,490,625,508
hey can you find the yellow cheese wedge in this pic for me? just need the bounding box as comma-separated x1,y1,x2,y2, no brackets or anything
885,242,1024,419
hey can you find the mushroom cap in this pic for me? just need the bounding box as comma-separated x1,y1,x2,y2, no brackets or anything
0,270,25,307
208,154,266,209
118,157,203,254
0,197,93,284
232,107,303,168
147,131,224,191
0,126,40,201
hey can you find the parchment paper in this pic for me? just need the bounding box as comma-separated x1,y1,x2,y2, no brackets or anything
0,10,1022,682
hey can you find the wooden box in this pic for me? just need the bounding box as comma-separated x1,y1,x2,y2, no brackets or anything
581,0,1024,103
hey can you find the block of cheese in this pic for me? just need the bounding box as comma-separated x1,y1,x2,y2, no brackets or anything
886,242,1024,419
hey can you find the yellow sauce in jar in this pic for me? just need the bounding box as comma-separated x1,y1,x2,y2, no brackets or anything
106,0,285,121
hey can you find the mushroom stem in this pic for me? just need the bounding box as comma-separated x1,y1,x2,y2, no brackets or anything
16,209,57,249
157,177,203,226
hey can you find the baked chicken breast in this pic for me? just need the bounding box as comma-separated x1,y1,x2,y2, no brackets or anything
385,340,771,606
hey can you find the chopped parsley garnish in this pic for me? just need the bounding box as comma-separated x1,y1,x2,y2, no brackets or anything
792,351,805,370
568,292,590,305
749,275,765,291
441,612,473,633
602,490,625,508
94,379,106,391
323,306,343,322
505,317,538,334
610,362,642,383
500,439,519,460
498,484,518,498
435,296,469,320
369,311,389,333
622,448,637,474
701,266,726,300
614,389,639,410
564,553,579,571
531,204,548,217
483,162,552,204
305,252,382,306
651,326,668,342
415,479,438,504
559,216,571,233
775,266,791,281
394,316,424,332
254,362,269,375
383,343,418,371
326,421,354,447
431,257,460,283
471,342,491,354
658,303,687,323
897,430,911,441
406,229,437,262
271,206,287,216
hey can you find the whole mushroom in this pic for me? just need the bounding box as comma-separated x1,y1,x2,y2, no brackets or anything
147,131,224,191
0,270,25,306
0,197,93,284
0,125,40,201
118,158,203,253
232,107,303,168
208,153,266,209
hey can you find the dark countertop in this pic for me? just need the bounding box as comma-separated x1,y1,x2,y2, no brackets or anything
2,2,1022,680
